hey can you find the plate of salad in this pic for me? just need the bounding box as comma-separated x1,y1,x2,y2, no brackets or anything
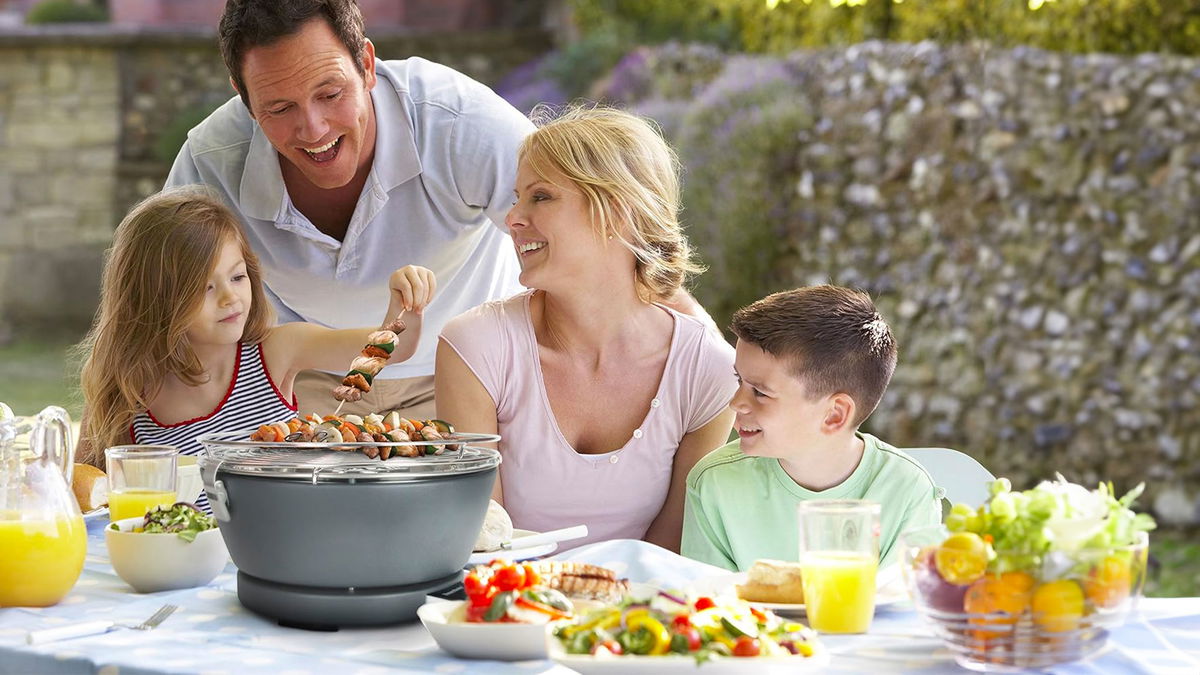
548,591,828,673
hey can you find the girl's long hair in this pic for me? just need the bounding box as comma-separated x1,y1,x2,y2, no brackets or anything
76,186,273,466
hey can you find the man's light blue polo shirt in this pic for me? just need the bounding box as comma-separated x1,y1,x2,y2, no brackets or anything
166,57,530,379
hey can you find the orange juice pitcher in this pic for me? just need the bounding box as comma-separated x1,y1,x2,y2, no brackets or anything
0,403,87,607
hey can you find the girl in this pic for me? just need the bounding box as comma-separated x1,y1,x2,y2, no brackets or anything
77,187,436,496
436,106,736,552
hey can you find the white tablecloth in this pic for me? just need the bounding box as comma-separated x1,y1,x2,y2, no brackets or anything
1,518,1197,674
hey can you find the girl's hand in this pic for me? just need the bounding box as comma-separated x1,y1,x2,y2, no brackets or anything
391,266,437,314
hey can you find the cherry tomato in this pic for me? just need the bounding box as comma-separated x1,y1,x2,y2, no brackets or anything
468,585,497,608
463,571,488,598
493,564,526,592
465,603,489,622
677,627,702,651
522,563,541,589
694,596,716,611
732,635,761,657
592,639,623,656
671,613,691,629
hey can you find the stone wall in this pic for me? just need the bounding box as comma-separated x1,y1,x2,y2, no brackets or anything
0,34,118,337
0,24,550,337
603,42,1200,522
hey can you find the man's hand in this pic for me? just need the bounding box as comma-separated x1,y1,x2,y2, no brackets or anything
390,266,437,314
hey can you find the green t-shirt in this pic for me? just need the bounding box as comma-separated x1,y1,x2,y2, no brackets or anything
681,433,942,572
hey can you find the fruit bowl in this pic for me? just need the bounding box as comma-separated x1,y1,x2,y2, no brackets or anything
899,477,1152,672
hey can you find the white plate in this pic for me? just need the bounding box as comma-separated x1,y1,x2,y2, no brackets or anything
417,599,561,660
468,529,557,565
82,507,109,521
689,571,908,617
548,638,830,674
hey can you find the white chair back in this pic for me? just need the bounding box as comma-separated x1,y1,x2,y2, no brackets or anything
903,447,995,508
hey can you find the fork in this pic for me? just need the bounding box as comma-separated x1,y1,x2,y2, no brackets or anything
27,604,179,645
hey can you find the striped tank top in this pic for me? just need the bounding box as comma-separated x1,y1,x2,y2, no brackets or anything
130,342,296,511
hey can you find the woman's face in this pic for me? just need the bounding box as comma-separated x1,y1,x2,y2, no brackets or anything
506,160,613,291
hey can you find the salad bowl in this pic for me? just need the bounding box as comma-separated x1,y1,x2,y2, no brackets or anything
106,507,228,593
900,476,1153,672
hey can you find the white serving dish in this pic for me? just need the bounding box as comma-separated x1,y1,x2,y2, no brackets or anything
417,599,561,661
175,455,203,504
547,638,830,674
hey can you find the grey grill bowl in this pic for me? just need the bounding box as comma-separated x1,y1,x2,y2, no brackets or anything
212,467,495,588
197,433,501,626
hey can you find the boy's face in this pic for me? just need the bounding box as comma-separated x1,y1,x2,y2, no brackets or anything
730,339,833,459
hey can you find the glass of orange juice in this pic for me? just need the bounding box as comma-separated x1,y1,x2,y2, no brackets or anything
798,499,881,634
105,445,177,522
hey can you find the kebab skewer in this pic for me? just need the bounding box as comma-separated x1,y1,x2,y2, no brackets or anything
331,313,408,414
250,412,453,460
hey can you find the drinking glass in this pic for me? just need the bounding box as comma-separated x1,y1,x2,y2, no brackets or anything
105,445,177,521
798,499,881,634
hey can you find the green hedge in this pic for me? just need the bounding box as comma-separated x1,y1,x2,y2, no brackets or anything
25,0,107,24
569,0,1200,56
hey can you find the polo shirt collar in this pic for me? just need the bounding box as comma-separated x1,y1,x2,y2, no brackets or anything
236,60,422,223
368,60,423,195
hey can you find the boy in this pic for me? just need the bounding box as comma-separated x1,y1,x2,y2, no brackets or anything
681,285,941,571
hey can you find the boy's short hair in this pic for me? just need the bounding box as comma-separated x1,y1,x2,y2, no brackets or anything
730,285,897,427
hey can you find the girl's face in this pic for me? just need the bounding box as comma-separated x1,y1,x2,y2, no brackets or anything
505,159,615,292
186,237,253,349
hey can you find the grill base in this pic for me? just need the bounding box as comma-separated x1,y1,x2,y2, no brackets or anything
237,569,462,628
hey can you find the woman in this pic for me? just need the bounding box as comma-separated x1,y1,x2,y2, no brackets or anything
437,106,736,552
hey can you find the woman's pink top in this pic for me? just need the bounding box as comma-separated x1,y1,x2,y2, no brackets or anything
441,291,736,548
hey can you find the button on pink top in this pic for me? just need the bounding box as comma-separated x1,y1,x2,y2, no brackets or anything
441,291,736,548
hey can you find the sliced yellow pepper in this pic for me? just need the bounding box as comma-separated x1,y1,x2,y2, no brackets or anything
625,614,671,656
561,608,620,638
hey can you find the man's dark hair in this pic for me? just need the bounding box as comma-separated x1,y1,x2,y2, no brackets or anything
730,285,898,427
219,0,367,110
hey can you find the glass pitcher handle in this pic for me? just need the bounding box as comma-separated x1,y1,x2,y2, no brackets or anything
31,406,74,484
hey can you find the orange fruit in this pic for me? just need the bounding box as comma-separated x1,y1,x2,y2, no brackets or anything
1084,555,1132,609
965,572,1035,641
1032,579,1085,633
935,532,989,586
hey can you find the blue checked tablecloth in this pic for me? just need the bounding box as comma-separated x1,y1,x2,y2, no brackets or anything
1,517,1197,674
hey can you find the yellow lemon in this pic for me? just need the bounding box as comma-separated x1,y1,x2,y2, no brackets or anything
934,532,989,586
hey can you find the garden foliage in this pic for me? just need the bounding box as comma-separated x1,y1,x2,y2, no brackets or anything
25,0,107,24
569,0,1200,57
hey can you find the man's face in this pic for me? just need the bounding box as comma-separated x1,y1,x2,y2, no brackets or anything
730,339,831,460
239,18,377,190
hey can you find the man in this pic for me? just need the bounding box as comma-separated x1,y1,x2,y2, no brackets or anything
167,0,713,419
166,0,529,419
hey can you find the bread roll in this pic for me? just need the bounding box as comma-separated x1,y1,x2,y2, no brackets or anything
71,463,108,512
736,559,805,604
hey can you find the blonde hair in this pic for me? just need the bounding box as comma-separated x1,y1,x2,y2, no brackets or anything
76,186,273,465
522,104,703,302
